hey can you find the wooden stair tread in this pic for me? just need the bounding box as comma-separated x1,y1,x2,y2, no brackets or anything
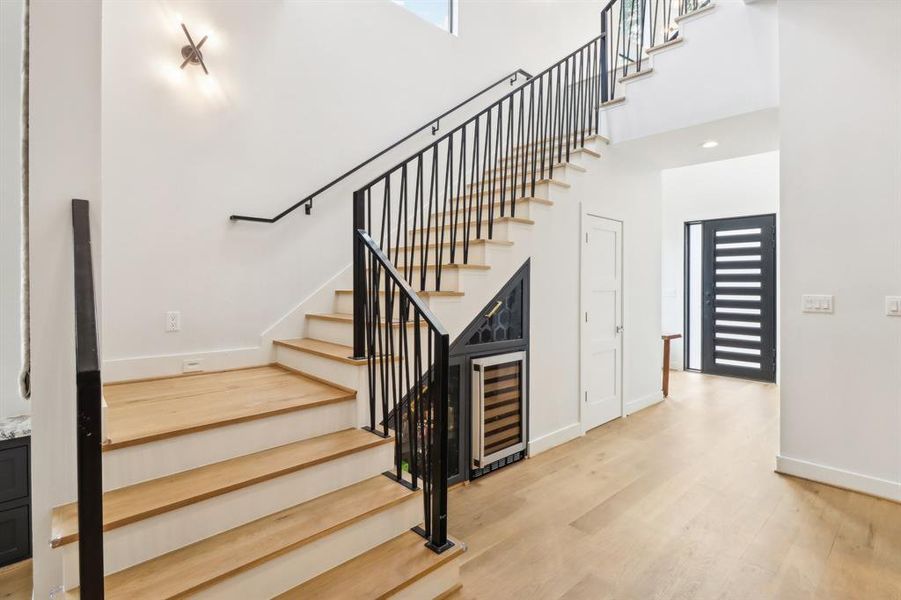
430,197,553,221
65,476,419,600
103,366,354,450
307,312,434,326
275,530,465,600
393,238,514,253
412,216,535,235
646,37,684,53
335,289,466,298
51,428,390,547
620,67,654,83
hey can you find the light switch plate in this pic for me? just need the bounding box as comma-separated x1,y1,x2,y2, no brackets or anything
886,296,901,317
802,294,833,314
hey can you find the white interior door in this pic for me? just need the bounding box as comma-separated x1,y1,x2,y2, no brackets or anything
581,214,623,432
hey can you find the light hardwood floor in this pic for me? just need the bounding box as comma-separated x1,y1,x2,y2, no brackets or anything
0,559,31,600
448,371,901,600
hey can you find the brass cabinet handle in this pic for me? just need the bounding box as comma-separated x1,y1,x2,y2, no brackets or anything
485,300,504,318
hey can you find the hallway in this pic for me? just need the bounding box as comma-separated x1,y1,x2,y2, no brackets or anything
449,372,901,599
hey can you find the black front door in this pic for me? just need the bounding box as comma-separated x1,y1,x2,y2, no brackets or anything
701,214,776,382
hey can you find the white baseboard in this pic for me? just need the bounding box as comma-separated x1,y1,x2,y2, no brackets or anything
102,345,270,383
529,422,582,456
624,391,663,416
776,455,901,504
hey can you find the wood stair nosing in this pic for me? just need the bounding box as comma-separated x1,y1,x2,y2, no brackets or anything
307,312,443,327
646,36,684,54
619,67,654,83
393,238,515,254
411,215,536,236
50,428,392,548
274,530,465,600
334,288,466,299
429,196,554,222
443,178,570,204
497,146,602,170
66,476,420,600
675,3,716,23
101,366,356,451
509,132,609,153
464,163,586,190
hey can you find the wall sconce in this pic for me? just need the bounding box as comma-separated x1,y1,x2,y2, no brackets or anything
180,23,209,74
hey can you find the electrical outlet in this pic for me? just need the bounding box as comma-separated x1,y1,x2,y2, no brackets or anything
182,358,203,373
166,311,181,332
802,295,833,314
886,296,901,317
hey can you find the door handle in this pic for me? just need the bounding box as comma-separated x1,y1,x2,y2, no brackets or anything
484,300,504,318
615,325,624,334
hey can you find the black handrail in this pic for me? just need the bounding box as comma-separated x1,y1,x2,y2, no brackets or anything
355,228,452,553
72,199,105,599
229,68,532,223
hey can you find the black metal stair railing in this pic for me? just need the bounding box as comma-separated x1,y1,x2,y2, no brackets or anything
600,0,712,103
72,198,105,599
350,33,609,554
355,229,453,553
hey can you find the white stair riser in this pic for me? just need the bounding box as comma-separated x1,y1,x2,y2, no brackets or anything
428,201,544,226
61,443,395,590
390,558,463,600
335,290,464,318
334,291,440,320
102,400,355,491
392,242,489,266
276,345,365,392
500,141,605,167
306,317,445,350
463,163,582,192
190,494,423,599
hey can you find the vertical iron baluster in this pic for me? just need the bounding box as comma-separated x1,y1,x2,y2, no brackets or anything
537,74,547,181
543,72,553,179
526,81,536,198
503,95,513,217
467,118,479,255
437,134,454,291
478,109,492,244
515,88,525,211
396,165,408,281
490,102,502,240
424,148,438,291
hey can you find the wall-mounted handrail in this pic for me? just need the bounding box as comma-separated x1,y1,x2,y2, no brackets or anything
72,198,105,599
229,68,532,224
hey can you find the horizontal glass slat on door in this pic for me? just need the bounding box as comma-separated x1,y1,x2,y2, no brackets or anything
716,247,765,257
715,312,762,323
716,319,761,328
716,281,762,288
716,332,761,348
715,228,761,237
715,331,761,342
716,268,761,275
715,358,761,369
716,294,762,302
717,273,763,283
715,241,761,250
716,255,761,263
715,307,761,315
715,345,761,355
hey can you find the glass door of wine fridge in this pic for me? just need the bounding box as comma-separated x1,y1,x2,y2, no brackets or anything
471,351,528,468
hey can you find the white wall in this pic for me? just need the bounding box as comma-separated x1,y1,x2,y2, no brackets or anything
0,0,28,419
777,0,901,502
661,151,779,368
584,148,664,417
100,0,603,380
600,0,779,143
29,0,102,596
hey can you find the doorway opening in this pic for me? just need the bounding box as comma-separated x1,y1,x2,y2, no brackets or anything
684,214,776,382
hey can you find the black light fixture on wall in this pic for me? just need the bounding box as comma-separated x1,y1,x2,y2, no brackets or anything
179,23,208,74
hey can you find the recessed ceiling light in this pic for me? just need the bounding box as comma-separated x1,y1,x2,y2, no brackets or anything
701,140,719,149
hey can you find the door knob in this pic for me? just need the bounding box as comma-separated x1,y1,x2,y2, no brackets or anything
615,325,624,334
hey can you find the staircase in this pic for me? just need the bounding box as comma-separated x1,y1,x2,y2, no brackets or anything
63,1,717,598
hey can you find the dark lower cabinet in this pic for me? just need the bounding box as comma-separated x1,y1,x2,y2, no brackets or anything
0,436,31,567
